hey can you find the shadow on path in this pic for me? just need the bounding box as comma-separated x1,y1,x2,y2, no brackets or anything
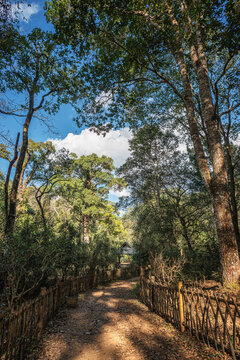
34,278,227,360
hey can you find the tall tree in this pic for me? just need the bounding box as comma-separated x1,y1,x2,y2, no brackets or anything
46,0,240,284
58,153,125,244
31,147,73,234
0,139,57,213
0,28,79,241
119,125,213,254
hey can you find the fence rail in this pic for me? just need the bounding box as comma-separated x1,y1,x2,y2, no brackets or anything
0,267,138,360
140,266,240,360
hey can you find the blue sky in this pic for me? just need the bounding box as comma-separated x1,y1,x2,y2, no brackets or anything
3,0,80,141
0,1,132,201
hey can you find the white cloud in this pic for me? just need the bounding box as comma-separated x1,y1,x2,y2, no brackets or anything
95,90,113,108
109,188,131,198
12,3,40,22
234,134,240,146
49,127,132,167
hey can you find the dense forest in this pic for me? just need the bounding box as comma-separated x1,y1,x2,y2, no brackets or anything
0,0,240,311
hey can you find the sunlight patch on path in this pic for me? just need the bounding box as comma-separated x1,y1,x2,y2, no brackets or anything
34,278,230,360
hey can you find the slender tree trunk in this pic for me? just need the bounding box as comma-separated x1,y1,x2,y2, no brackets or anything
179,216,195,253
4,133,20,223
4,108,33,240
16,154,29,212
83,215,90,244
16,182,24,213
36,195,47,234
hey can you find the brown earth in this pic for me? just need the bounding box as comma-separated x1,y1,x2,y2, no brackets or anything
32,278,230,360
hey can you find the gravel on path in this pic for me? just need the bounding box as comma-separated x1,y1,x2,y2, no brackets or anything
32,278,230,360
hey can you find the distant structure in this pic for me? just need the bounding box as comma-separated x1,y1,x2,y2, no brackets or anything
120,241,135,256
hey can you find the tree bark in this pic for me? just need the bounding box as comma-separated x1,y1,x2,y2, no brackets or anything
225,146,240,248
4,106,33,240
167,4,240,285
4,133,20,224
191,25,240,285
178,50,240,285
220,119,240,248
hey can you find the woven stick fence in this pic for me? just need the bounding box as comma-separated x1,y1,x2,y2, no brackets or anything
0,267,138,360
140,266,240,359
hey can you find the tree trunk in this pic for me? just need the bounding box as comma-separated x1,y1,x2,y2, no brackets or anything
16,153,31,213
179,216,195,253
210,179,240,285
16,183,24,213
191,31,240,285
170,40,240,285
227,152,240,248
36,195,48,235
223,135,240,248
4,133,20,224
83,215,90,244
4,108,33,240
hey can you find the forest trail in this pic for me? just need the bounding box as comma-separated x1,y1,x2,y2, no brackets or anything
34,278,229,360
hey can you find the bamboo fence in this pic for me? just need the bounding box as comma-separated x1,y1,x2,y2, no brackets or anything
140,266,240,360
0,267,138,360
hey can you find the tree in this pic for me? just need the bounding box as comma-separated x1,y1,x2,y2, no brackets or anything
119,125,220,276
0,139,57,214
58,153,126,243
0,28,80,241
31,147,74,234
46,0,240,285
0,0,18,51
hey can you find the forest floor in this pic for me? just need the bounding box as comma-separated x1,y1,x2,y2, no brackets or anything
32,278,231,360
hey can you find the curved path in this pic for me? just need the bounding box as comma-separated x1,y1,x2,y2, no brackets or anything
34,278,229,360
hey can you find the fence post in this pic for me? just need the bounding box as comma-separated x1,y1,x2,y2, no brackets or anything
151,275,155,312
38,287,47,340
140,266,144,284
178,281,185,333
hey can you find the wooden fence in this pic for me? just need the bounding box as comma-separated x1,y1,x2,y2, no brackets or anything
0,267,138,360
140,266,240,360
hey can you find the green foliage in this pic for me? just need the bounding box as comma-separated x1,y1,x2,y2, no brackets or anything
0,151,128,307
51,221,88,279
0,26,82,125
57,153,126,242
119,124,220,279
0,216,53,307
45,0,240,133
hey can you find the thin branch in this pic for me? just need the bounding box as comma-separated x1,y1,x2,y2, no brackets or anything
109,36,185,102
215,55,235,89
112,77,164,86
33,88,57,112
219,102,240,118
0,108,27,117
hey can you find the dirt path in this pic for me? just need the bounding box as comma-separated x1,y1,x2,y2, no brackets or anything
33,278,230,360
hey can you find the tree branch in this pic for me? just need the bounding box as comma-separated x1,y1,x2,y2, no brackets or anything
110,36,185,102
0,108,27,117
219,102,240,117
33,89,57,112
